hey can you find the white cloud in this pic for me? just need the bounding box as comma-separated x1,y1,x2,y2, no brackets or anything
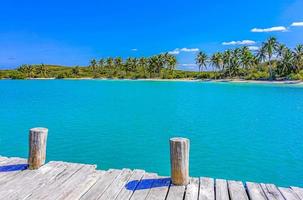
180,63,196,67
291,22,303,27
180,48,199,52
251,26,287,32
131,48,138,51
222,40,256,46
168,49,180,55
168,47,199,55
248,46,259,51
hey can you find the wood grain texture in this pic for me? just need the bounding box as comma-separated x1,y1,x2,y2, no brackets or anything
28,128,48,170
25,163,89,199
0,162,67,199
98,169,133,200
261,183,285,200
199,177,215,200
80,169,122,200
291,187,303,200
145,176,171,200
228,180,249,200
279,187,300,200
216,179,229,200
130,173,158,200
184,177,199,200
1,156,303,200
170,137,190,185
115,169,145,200
246,182,267,200
0,157,28,183
166,184,186,200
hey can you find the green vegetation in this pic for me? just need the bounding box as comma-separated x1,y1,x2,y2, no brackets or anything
196,37,303,80
1,37,303,81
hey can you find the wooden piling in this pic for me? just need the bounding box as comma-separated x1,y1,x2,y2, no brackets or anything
170,137,190,185
28,127,48,170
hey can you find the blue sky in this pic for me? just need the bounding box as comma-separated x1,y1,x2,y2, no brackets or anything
0,0,303,70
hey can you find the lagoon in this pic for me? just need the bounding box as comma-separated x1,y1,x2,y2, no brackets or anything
0,80,303,187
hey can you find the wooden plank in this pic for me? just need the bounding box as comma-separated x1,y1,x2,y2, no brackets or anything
25,163,94,200
0,161,67,199
278,187,300,200
184,177,199,200
246,182,267,200
145,176,171,200
199,177,215,200
80,169,122,200
260,183,285,200
166,185,185,200
0,156,8,163
291,187,303,200
98,169,133,200
130,173,158,200
57,170,103,200
115,169,145,200
0,157,27,167
0,157,28,183
0,162,69,199
216,179,229,200
228,180,249,200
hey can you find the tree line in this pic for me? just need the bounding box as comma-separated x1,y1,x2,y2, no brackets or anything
196,37,303,80
88,53,177,78
1,36,303,80
4,53,178,79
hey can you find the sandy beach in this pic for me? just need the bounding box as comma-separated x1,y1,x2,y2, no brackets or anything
1,77,303,85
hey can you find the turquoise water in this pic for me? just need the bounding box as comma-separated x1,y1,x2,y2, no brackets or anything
0,80,303,187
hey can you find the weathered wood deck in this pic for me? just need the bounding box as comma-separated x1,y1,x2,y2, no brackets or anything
0,156,302,200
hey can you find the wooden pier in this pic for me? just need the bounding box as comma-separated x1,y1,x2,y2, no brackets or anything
1,156,303,200
1,128,303,200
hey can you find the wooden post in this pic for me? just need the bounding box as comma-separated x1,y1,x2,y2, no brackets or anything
170,137,190,185
28,127,48,170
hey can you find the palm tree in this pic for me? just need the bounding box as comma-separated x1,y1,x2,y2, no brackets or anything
106,57,114,69
72,66,80,76
132,58,139,71
124,57,133,75
27,65,35,78
114,57,123,69
261,36,279,79
165,53,177,71
294,44,303,70
240,47,256,69
229,48,241,76
276,48,295,76
163,53,177,77
257,45,267,63
17,64,29,75
196,51,208,72
139,57,148,76
98,58,105,68
148,55,163,78
89,59,98,76
36,64,48,77
210,52,223,79
210,52,223,71
223,50,232,77
277,44,287,58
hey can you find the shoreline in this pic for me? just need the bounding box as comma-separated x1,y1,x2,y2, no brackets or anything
1,77,303,85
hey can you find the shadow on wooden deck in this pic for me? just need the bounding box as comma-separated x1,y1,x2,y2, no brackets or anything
0,164,28,172
125,178,171,191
